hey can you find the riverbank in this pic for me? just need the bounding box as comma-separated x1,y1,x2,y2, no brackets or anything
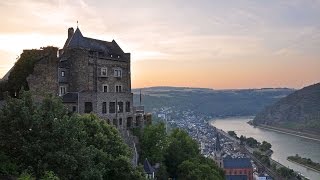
287,159,320,174
249,123,320,142
212,117,320,180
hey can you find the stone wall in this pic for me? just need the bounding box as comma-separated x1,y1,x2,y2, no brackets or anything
78,91,134,129
27,47,59,101
61,49,131,93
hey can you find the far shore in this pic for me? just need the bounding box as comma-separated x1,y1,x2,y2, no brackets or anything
287,158,320,173
209,116,320,142
252,124,320,142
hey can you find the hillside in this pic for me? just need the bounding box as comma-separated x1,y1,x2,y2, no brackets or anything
133,87,294,118
253,83,320,135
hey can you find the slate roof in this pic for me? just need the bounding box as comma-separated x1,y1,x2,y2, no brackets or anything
226,175,248,180
223,158,252,169
62,93,78,103
143,159,155,174
65,27,124,55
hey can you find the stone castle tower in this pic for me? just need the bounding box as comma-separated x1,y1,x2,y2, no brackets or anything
56,27,145,129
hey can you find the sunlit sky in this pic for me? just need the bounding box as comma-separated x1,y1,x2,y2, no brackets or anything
0,0,319,89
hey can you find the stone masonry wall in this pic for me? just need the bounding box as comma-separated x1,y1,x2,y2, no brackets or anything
27,47,59,101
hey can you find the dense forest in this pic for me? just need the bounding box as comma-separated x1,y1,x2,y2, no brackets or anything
254,83,320,135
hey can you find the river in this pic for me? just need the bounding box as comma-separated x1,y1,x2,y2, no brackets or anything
210,117,320,180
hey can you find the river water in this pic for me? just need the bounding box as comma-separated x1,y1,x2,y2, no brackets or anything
210,117,320,180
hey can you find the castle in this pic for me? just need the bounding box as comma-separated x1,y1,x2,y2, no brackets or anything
3,27,147,129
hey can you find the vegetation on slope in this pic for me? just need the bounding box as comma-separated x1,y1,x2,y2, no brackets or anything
137,123,225,180
133,87,294,118
0,47,58,99
0,92,144,180
253,83,320,135
288,154,320,172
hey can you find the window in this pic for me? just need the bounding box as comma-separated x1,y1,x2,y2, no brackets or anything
61,71,65,77
110,54,113,57
114,69,122,77
115,85,122,92
101,68,107,76
102,102,107,114
109,102,116,113
127,117,132,128
84,102,92,113
117,55,120,58
126,101,130,112
118,102,123,113
59,86,66,96
103,85,108,92
113,119,117,127
72,106,77,112
119,118,122,126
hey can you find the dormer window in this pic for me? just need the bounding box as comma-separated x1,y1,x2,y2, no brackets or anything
117,55,120,58
101,68,107,76
110,54,113,57
114,69,122,77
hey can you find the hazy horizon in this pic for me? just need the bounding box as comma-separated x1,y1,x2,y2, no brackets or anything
1,0,319,89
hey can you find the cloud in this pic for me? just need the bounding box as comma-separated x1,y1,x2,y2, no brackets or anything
0,0,319,88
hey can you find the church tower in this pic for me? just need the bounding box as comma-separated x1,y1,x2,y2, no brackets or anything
214,133,223,168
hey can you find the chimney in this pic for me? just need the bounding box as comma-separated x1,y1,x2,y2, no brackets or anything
68,27,74,39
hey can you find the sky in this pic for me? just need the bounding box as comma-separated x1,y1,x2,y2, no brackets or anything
0,0,319,89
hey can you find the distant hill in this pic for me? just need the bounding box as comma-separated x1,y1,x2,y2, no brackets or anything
133,87,294,118
253,83,320,135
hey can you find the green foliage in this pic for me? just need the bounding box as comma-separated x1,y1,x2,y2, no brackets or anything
177,157,224,180
155,164,168,180
227,131,238,138
253,151,270,167
254,83,320,135
0,47,58,99
0,151,18,176
259,141,272,152
164,129,200,177
140,123,168,164
41,171,60,180
18,172,35,180
276,167,295,178
0,92,144,180
288,154,320,171
139,125,224,179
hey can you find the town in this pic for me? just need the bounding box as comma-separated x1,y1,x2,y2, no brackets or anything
153,106,308,180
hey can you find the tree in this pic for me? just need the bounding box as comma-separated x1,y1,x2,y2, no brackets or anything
227,131,238,138
177,157,224,180
259,141,272,152
240,135,246,145
164,129,200,177
245,137,259,148
0,92,144,180
140,123,168,164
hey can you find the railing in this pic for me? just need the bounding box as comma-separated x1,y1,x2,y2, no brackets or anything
134,105,144,114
